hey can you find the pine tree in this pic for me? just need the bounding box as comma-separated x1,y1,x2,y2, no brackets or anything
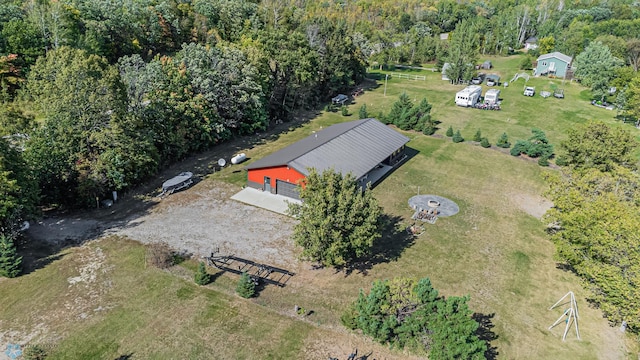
386,92,414,129
446,126,454,137
236,272,256,298
473,129,482,142
0,234,21,278
496,132,510,148
480,137,491,148
452,130,464,143
359,104,368,119
194,261,210,285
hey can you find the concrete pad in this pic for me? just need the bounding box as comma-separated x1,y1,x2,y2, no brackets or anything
231,187,301,216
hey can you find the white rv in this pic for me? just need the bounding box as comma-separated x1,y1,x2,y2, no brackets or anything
455,85,482,107
484,89,500,105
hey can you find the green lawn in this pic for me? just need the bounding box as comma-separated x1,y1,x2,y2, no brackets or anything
2,53,638,359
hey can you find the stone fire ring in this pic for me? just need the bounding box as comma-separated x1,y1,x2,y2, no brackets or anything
408,195,459,217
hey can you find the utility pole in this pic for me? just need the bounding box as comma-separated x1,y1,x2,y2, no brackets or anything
384,74,389,96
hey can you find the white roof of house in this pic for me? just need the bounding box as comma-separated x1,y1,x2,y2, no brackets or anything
537,52,572,64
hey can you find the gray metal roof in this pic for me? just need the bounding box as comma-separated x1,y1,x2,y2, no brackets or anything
245,118,410,179
537,52,572,64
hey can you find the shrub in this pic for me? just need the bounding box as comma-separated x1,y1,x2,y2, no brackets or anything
194,261,210,285
145,242,174,269
236,272,256,298
23,345,48,360
538,156,550,166
379,111,390,124
359,104,368,119
340,303,359,330
555,155,568,166
480,137,491,148
473,129,482,142
341,105,349,116
496,132,511,148
519,55,533,70
511,140,530,156
452,130,464,143
445,126,454,137
423,123,436,135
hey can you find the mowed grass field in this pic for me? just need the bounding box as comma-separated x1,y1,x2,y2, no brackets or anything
1,53,638,359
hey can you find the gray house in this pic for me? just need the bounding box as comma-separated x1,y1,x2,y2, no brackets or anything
535,52,572,78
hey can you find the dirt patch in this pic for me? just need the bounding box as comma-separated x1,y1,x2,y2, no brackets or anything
509,192,553,219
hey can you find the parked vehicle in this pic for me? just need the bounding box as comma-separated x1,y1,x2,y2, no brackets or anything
486,74,500,86
471,73,486,85
484,89,501,105
455,85,482,107
553,89,564,98
524,86,535,96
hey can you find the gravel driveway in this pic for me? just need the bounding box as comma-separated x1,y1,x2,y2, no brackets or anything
27,180,300,269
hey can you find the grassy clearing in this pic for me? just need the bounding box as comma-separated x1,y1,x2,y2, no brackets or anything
3,53,639,359
217,53,638,358
1,238,317,359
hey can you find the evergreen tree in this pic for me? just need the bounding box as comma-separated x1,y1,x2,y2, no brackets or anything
0,234,21,278
473,129,482,142
386,92,414,129
236,271,256,298
288,169,382,267
480,137,491,148
194,261,210,285
359,104,368,119
496,132,510,148
452,130,464,143
343,277,486,357
446,126,454,137
400,97,433,132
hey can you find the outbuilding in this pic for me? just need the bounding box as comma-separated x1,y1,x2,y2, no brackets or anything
535,52,573,78
245,118,410,200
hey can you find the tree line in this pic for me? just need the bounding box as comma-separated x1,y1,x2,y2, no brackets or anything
0,1,368,245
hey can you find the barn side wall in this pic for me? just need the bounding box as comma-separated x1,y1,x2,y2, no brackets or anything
247,166,305,193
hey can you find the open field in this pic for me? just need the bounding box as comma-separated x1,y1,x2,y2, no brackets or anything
2,53,639,359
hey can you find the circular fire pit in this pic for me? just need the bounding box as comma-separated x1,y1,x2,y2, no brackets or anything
408,195,459,218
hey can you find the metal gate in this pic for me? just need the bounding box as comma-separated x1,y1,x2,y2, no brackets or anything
276,180,300,200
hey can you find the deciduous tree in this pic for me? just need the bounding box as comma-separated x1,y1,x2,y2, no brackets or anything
544,166,640,332
288,169,382,267
574,41,624,101
560,121,638,171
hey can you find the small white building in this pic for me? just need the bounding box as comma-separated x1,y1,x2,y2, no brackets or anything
455,85,482,107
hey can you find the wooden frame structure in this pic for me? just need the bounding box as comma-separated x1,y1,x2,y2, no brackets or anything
205,249,294,287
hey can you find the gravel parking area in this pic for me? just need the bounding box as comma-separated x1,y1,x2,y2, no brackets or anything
27,180,300,269
112,180,299,267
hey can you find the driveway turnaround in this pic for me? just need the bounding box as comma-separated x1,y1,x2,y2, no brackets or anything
231,187,300,215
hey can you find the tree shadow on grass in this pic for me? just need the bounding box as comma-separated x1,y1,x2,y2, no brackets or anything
473,312,499,360
18,237,66,276
345,214,416,276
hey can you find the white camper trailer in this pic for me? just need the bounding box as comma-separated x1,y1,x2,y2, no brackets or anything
484,89,500,105
455,85,482,107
